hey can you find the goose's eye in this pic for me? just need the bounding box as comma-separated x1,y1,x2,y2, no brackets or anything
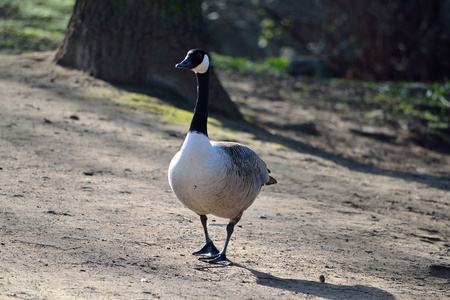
197,53,203,59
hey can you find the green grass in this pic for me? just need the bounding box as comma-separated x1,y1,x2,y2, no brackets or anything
327,79,450,130
86,87,245,141
115,91,244,140
117,92,199,126
0,0,74,54
212,53,289,76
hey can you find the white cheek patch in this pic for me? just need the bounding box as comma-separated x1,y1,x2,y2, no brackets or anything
193,55,210,74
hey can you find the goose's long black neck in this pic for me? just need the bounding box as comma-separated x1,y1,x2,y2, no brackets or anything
189,71,209,136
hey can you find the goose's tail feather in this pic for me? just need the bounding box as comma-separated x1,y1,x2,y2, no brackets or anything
265,176,277,185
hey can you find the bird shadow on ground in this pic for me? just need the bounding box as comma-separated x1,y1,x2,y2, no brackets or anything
234,264,396,300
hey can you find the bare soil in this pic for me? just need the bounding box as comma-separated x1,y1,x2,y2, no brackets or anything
0,52,449,299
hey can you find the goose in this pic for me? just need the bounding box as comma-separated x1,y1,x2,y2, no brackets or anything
168,49,277,266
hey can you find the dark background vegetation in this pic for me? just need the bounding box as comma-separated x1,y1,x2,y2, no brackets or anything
2,0,449,82
206,0,450,82
0,0,448,144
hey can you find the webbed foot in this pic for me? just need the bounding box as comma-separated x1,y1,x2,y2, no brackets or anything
199,252,232,266
192,242,220,257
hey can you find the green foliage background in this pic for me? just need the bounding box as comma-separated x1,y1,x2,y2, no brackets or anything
0,0,74,54
0,0,448,131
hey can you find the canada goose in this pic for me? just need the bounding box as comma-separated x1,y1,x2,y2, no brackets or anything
168,49,277,265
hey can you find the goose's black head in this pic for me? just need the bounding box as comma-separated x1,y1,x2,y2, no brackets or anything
176,49,210,74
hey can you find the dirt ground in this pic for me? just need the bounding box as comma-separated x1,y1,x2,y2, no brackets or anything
0,52,449,299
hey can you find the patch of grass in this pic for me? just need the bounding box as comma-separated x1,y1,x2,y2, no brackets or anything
86,87,243,141
216,56,255,73
323,79,450,130
118,92,195,126
334,102,349,111
212,53,289,75
118,92,223,127
263,57,289,74
0,0,74,54
116,91,252,141
383,82,449,129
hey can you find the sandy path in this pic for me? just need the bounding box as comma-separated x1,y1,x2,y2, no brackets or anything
0,53,448,299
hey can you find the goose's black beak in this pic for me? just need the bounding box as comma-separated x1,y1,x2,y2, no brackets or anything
175,58,194,69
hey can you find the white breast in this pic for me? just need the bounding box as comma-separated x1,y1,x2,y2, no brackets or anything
168,132,219,215
168,132,265,219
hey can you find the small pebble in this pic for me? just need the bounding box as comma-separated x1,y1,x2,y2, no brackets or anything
319,275,325,283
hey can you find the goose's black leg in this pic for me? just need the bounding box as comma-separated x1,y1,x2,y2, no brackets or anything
205,222,235,265
192,215,220,257
201,214,242,266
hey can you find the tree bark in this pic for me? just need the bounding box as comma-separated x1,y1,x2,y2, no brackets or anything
55,0,241,118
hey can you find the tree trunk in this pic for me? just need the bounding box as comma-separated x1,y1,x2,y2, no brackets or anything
55,0,241,118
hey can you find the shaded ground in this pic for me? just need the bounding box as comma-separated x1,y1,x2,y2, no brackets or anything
0,52,449,299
